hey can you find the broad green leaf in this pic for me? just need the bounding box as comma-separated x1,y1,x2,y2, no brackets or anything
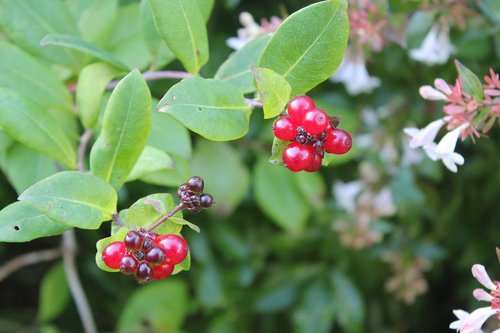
194,0,215,22
96,227,129,272
18,171,118,229
76,62,123,129
158,77,251,141
330,270,364,333
148,0,209,74
41,34,129,71
252,66,291,119
0,201,70,242
148,105,192,158
196,264,224,308
124,193,182,235
0,89,76,169
253,157,311,232
191,140,250,216
170,216,200,233
2,144,58,194
117,280,189,332
293,278,335,333
37,262,70,322
214,35,270,94
140,154,192,187
0,0,83,69
90,69,152,190
455,60,484,101
107,2,152,70
406,11,437,49
294,171,326,211
140,0,175,70
390,167,424,212
77,0,118,47
127,146,174,182
269,138,289,165
259,0,349,95
172,249,191,274
0,42,72,112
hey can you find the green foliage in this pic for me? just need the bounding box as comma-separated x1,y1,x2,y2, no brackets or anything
252,66,292,119
37,262,70,323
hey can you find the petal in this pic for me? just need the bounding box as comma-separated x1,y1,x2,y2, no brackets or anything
435,78,452,94
423,143,439,160
226,37,246,50
473,288,494,302
459,306,496,333
409,118,446,148
419,85,447,100
472,264,497,290
450,152,465,166
436,124,467,154
403,127,419,137
442,155,458,173
453,309,471,320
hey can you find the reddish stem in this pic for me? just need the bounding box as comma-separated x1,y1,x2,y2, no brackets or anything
147,203,185,232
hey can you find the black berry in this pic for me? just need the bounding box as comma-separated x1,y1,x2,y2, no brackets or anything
145,247,166,266
124,231,143,251
135,262,153,284
186,176,204,193
120,255,138,275
200,193,215,208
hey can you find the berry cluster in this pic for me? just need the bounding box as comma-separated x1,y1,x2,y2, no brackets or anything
177,176,215,213
102,230,189,284
273,95,353,172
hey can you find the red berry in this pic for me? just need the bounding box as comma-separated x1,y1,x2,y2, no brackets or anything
272,116,298,141
145,246,166,266
282,142,315,172
324,128,352,154
287,95,315,122
152,262,175,280
301,108,329,135
120,255,138,275
124,231,143,251
135,262,153,284
155,234,189,265
102,242,126,269
304,153,323,172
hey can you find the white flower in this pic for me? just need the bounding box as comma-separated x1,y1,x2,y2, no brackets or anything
419,78,452,100
457,307,496,333
450,309,484,333
330,49,381,95
424,123,467,172
410,23,455,65
404,118,446,149
226,12,265,50
333,180,363,213
372,187,396,217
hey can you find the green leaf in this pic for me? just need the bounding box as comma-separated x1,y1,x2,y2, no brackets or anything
1,144,58,194
194,0,215,22
0,42,72,112
259,0,349,95
405,11,437,49
41,34,130,71
158,77,251,141
37,262,70,322
0,89,76,169
269,138,289,165
140,154,192,187
196,264,224,308
0,201,70,242
77,0,118,47
147,0,209,74
0,0,83,69
214,35,271,94
18,171,118,229
117,280,189,332
191,140,250,215
294,171,326,211
455,60,484,101
170,216,200,233
330,270,364,333
148,108,192,158
96,227,129,272
253,157,311,232
252,66,291,119
90,69,152,190
172,249,191,274
390,167,424,212
76,62,123,129
124,193,182,235
126,146,174,182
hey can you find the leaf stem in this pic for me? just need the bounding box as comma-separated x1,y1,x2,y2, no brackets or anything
107,70,193,90
77,129,92,172
112,213,124,227
147,203,185,232
245,98,263,109
62,230,97,333
0,248,61,282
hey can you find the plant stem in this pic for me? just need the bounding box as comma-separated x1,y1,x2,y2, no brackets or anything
62,230,97,333
107,70,193,90
77,129,92,172
245,98,263,109
0,248,61,282
112,213,124,227
147,203,185,232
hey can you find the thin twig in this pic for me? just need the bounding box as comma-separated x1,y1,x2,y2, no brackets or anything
112,213,125,227
62,230,97,333
0,248,61,282
147,203,185,232
245,98,263,109
77,129,92,172
107,70,193,90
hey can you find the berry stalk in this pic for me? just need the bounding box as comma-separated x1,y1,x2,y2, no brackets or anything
147,203,185,232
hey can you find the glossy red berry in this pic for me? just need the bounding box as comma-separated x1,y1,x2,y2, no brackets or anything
324,128,352,154
152,262,175,280
282,142,315,172
155,234,189,265
272,116,298,141
301,108,329,135
135,262,153,284
120,255,138,275
102,242,126,269
124,231,143,251
186,176,204,193
287,95,315,122
145,247,166,266
304,153,323,172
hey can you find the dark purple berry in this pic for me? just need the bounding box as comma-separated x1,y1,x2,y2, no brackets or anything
199,194,215,208
145,247,166,266
124,231,143,251
135,262,153,284
186,176,204,193
120,255,138,275
142,238,154,250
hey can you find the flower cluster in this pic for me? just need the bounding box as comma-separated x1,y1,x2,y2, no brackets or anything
410,21,455,65
226,11,281,50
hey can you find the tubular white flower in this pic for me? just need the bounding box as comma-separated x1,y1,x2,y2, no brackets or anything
435,78,452,95
473,288,494,302
472,264,497,290
330,49,381,95
423,123,467,173
458,307,496,333
410,23,455,65
333,180,363,213
404,118,446,149
419,85,447,100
